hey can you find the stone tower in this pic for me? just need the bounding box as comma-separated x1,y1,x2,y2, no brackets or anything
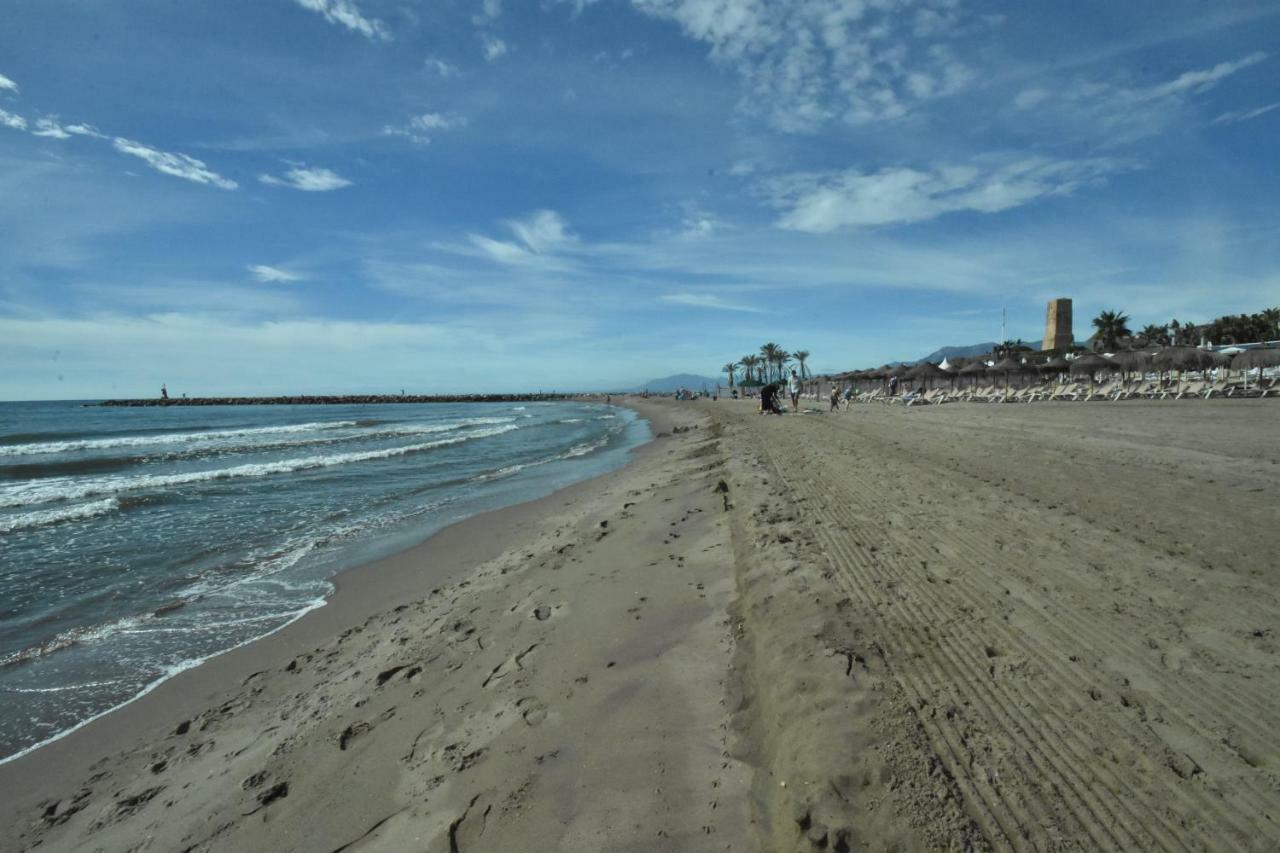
1042,298,1072,351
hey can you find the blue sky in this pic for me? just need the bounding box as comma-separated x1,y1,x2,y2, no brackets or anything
2,0,1277,398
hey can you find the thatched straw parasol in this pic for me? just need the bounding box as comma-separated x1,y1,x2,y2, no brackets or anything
1039,356,1071,373
905,362,952,388
1069,353,1115,373
1069,353,1116,391
1108,349,1156,386
1151,346,1213,371
1150,346,1216,394
1232,348,1280,389
1231,348,1280,369
988,357,1032,399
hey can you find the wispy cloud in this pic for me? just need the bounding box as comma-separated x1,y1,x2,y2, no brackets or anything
456,210,577,268
292,0,389,40
1212,102,1280,125
1012,51,1270,145
424,57,459,77
0,108,26,131
507,210,573,253
769,157,1126,232
625,0,984,131
481,35,508,62
1141,51,1267,100
112,137,239,189
0,73,17,94
31,118,71,139
383,112,466,144
249,264,306,283
259,165,352,191
474,0,503,25
661,292,763,312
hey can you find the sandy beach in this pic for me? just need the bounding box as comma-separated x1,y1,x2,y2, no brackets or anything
3,396,1278,851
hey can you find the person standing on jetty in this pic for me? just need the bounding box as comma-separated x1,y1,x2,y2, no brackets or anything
160,384,168,400
787,369,802,412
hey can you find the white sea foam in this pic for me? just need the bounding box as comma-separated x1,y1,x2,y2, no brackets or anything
0,417,519,459
0,498,121,533
0,424,520,509
0,420,361,457
0,593,329,766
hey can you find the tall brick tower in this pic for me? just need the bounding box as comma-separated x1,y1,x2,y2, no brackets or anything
1042,298,1072,351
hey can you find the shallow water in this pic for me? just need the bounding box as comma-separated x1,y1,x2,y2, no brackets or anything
0,399,647,760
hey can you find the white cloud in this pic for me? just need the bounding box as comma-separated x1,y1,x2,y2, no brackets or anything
508,209,573,252
384,112,467,144
249,264,305,283
65,123,104,138
460,210,576,267
482,35,508,62
292,0,389,40
424,57,459,77
0,108,26,131
627,0,982,131
661,293,763,312
411,112,463,132
1023,51,1271,145
771,157,1125,232
1140,51,1267,101
112,137,239,190
1213,102,1280,125
475,0,502,24
1013,87,1050,110
31,118,71,139
0,73,17,94
259,165,352,191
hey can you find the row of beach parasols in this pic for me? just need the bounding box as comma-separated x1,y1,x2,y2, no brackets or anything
830,346,1280,394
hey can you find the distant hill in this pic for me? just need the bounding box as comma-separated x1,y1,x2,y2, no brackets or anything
915,342,999,363
630,373,722,392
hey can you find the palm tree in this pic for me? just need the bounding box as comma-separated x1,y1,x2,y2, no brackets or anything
722,362,738,389
1092,310,1131,352
1138,323,1169,347
793,350,810,379
760,343,783,383
1261,307,1280,338
777,349,793,380
740,355,761,385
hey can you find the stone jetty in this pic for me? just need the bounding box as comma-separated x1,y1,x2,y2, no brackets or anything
98,394,573,407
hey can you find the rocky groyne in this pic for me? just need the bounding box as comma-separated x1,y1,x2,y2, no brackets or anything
98,394,574,407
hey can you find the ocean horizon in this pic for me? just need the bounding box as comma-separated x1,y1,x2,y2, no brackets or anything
0,398,648,762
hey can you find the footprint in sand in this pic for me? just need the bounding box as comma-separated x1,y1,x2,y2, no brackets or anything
517,696,549,726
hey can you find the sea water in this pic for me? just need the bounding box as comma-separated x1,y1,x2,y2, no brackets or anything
0,399,647,761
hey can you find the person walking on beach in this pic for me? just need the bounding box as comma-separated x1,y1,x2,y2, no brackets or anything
787,369,802,412
829,385,840,411
888,375,899,397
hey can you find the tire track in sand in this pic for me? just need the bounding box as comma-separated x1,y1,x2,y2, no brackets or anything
734,411,1278,851
825,421,1280,845
771,459,1171,851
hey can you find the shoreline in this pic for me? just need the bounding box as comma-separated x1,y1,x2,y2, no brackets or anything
5,397,1278,851
0,398,664,771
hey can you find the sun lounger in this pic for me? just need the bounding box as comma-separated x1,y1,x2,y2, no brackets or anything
1174,380,1207,399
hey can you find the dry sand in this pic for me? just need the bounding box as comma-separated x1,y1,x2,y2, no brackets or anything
2,396,1278,851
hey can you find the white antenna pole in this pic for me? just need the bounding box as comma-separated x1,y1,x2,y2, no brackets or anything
1001,306,1006,342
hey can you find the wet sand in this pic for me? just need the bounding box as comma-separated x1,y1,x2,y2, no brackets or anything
2,396,1278,851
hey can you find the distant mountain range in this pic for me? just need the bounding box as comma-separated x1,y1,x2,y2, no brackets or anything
915,342,999,363
629,373,722,392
